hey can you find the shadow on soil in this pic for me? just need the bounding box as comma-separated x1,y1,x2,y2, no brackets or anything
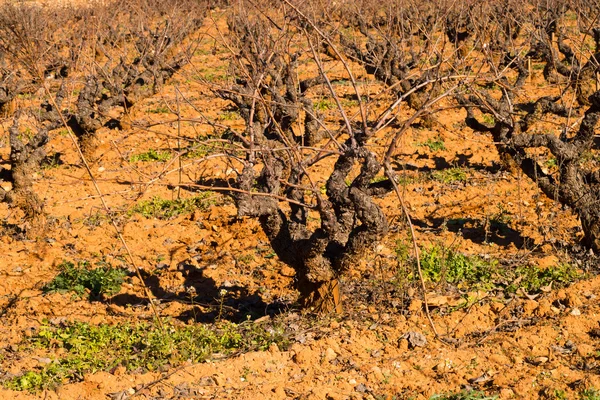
109,262,289,323
412,217,535,249
392,153,502,174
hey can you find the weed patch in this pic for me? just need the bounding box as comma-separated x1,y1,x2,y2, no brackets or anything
129,149,172,163
129,194,215,219
397,243,580,294
430,390,497,400
418,137,446,151
44,261,127,299
4,320,289,392
432,168,467,183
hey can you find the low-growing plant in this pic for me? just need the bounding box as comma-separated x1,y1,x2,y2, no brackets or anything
419,245,497,290
580,388,600,400
432,168,467,183
129,149,172,163
43,261,128,298
430,390,498,400
418,137,446,151
147,105,171,114
129,193,215,219
5,319,289,392
404,244,580,294
219,110,240,121
313,98,335,111
506,262,580,294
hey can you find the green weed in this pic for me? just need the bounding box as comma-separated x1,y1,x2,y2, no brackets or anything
419,245,496,290
129,194,214,219
5,319,289,392
418,137,446,151
546,157,557,168
43,261,127,298
313,99,335,111
219,110,240,121
481,114,495,125
147,106,170,114
398,243,580,294
506,262,580,294
430,390,497,400
129,149,172,163
432,168,467,183
580,388,600,400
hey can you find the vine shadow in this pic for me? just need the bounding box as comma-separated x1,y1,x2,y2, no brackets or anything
108,261,289,323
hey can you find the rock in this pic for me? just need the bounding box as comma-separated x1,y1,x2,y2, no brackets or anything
355,383,370,393
535,299,552,317
566,293,583,308
324,347,337,362
577,344,595,357
522,299,539,316
401,331,427,348
434,359,453,374
527,356,548,366
570,308,581,316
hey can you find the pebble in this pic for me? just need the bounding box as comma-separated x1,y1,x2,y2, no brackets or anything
324,347,337,362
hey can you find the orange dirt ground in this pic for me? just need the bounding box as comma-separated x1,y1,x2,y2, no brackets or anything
1,7,600,400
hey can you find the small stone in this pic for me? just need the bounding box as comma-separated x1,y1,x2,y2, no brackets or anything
528,356,548,366
577,344,595,357
434,360,453,374
566,293,583,308
570,308,581,316
401,331,427,348
35,357,52,365
324,347,337,362
355,383,369,393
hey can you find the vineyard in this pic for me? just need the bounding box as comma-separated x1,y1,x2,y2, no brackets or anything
1,0,600,398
